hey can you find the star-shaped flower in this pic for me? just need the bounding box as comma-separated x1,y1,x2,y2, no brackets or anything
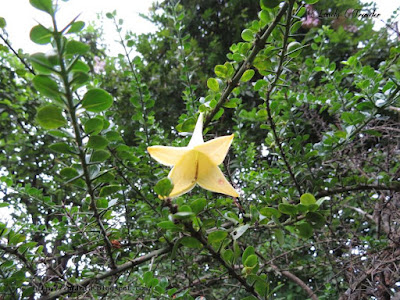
147,113,239,198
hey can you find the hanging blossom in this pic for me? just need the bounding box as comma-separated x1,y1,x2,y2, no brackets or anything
147,113,239,198
302,4,320,29
93,56,106,74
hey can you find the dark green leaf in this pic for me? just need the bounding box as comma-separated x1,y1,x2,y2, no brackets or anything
296,223,313,238
66,40,90,55
84,118,103,135
278,203,297,215
67,21,85,34
99,185,121,197
208,230,228,244
30,24,52,44
154,177,173,197
91,150,110,162
87,135,109,149
30,0,54,15
157,221,182,231
180,237,202,249
190,198,206,214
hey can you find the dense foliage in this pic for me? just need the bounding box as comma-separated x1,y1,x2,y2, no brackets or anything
0,0,399,299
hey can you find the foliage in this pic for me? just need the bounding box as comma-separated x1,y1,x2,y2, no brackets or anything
0,0,399,299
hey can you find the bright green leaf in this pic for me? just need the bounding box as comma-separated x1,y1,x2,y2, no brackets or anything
207,78,219,92
36,105,67,129
300,193,316,206
208,230,228,244
81,89,113,112
240,69,255,82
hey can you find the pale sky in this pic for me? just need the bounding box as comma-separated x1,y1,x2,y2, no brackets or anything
0,1,399,55
1,0,157,55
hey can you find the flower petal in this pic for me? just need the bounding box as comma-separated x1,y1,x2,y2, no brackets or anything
197,153,239,197
194,134,234,165
147,146,189,167
168,150,197,197
188,113,204,147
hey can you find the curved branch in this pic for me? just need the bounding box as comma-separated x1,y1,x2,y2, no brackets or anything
39,246,171,300
204,2,289,128
315,184,400,198
271,264,318,300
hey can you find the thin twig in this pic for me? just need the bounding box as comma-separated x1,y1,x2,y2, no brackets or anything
203,2,289,128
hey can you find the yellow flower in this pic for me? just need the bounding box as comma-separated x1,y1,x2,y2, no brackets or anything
147,113,239,198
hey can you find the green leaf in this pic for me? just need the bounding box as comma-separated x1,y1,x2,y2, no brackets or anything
99,185,122,197
222,249,234,264
30,52,54,74
300,193,316,206
306,212,326,229
30,0,54,15
241,29,254,42
154,177,173,197
71,71,89,88
49,142,74,154
70,60,90,73
208,230,228,244
81,89,113,112
173,212,195,220
84,118,103,135
180,237,202,249
214,65,228,78
157,221,182,231
274,229,284,245
242,246,255,264
36,105,67,129
287,41,302,58
207,78,219,92
0,17,6,29
30,24,52,44
91,150,110,162
260,207,281,218
32,75,61,101
66,40,90,55
240,69,255,82
260,0,281,9
67,21,85,34
60,167,79,179
296,223,313,238
190,198,206,214
278,203,297,215
244,254,258,268
305,0,319,4
87,135,109,149
96,198,108,209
